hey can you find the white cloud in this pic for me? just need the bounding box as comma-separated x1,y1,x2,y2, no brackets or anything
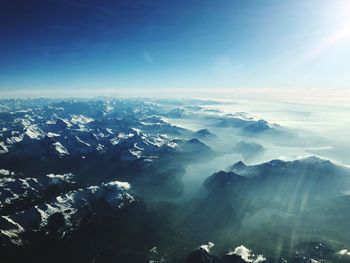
295,26,350,65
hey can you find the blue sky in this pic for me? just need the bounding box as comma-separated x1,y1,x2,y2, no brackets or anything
1,0,350,93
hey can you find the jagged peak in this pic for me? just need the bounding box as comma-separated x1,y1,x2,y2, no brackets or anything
232,160,247,169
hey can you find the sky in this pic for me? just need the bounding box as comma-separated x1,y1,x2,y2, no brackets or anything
1,0,350,96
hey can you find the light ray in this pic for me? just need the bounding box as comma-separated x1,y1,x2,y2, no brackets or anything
296,25,350,65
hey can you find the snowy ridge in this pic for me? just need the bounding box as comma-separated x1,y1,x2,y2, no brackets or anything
1,179,135,245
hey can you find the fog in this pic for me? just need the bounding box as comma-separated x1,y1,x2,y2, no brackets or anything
163,97,350,205
210,98,350,166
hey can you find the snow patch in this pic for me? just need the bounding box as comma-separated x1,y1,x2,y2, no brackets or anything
47,132,60,138
71,114,94,125
0,216,25,245
25,125,44,139
47,173,74,183
228,245,266,263
105,181,131,190
0,169,11,176
199,242,215,253
52,142,69,156
338,249,350,256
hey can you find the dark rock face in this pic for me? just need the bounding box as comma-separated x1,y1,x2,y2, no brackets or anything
185,248,220,263
221,254,248,263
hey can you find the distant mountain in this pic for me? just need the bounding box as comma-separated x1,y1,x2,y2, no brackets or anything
193,129,217,140
166,108,191,118
205,113,281,136
233,141,265,159
223,156,350,207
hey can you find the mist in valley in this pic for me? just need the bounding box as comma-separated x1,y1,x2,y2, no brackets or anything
152,97,350,262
